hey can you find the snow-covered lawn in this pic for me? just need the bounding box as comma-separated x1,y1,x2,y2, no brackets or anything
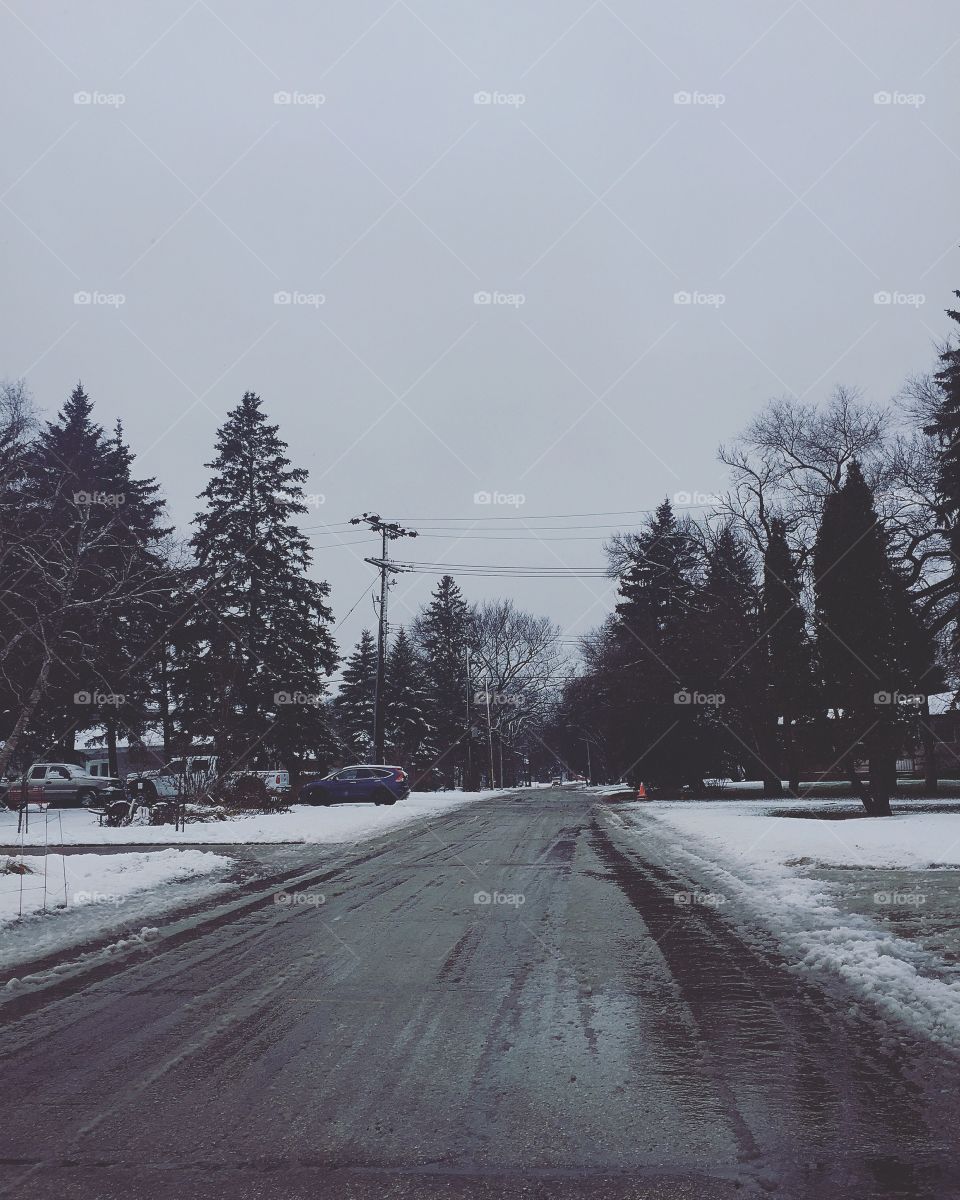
6,789,505,847
1,847,230,926
630,798,960,1052
643,798,960,870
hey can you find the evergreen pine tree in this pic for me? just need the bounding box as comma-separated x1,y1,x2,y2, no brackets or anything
924,293,960,647
762,518,811,793
611,500,699,787
412,575,474,785
1,384,173,772
813,461,935,815
334,630,377,759
385,626,434,772
176,392,336,777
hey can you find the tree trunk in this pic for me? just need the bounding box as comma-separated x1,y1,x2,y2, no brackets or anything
867,731,893,817
786,719,800,794
921,700,938,795
0,654,53,778
106,717,119,778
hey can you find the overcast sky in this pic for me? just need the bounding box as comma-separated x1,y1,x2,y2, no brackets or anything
3,0,958,669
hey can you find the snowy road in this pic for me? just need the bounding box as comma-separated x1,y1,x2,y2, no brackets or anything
2,789,959,1199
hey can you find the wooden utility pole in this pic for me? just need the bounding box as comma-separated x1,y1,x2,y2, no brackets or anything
350,513,418,763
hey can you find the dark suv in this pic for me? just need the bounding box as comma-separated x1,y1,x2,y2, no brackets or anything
300,765,410,806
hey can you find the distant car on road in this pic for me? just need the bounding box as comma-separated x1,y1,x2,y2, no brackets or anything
300,765,409,806
2,762,123,808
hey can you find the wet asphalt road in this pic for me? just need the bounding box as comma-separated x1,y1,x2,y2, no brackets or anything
1,789,959,1200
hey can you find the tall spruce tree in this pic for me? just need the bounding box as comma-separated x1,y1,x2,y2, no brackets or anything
176,392,336,777
0,384,172,774
924,293,960,648
693,525,765,787
611,500,699,787
762,518,812,794
335,629,377,759
385,626,434,773
813,461,936,815
413,575,474,785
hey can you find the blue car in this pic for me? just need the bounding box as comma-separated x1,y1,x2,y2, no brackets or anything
300,765,410,806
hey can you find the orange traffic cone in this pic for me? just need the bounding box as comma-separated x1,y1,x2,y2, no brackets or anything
636,782,646,799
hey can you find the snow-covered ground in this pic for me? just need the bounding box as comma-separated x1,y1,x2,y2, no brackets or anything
5,789,506,847
631,798,960,1051
1,847,231,927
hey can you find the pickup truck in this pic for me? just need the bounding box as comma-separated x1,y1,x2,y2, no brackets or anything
2,762,123,808
126,756,289,801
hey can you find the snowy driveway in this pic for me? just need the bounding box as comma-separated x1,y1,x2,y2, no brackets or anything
2,789,959,1198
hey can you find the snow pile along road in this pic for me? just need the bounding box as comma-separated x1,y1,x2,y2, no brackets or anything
8,789,507,847
1,847,231,926
634,800,960,1052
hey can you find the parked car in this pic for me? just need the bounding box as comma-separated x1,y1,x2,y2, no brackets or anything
300,765,409,806
126,755,289,801
2,762,123,808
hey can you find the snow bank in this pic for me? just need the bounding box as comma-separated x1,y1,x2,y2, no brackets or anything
6,789,505,847
634,800,960,1052
643,799,960,870
0,847,231,926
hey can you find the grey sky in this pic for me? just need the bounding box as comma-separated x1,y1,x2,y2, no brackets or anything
3,1,958,669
